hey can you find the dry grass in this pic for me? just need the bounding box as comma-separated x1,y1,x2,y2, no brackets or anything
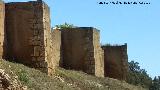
0,59,146,90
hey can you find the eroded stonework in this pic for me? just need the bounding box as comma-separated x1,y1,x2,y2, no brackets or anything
59,27,104,77
0,1,5,58
1,0,62,75
0,0,129,80
5,1,53,74
51,29,61,68
102,44,128,80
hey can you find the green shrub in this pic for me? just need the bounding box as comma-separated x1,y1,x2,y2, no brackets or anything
17,69,29,84
54,22,75,29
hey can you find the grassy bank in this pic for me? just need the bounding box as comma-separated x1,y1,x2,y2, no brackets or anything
0,60,146,90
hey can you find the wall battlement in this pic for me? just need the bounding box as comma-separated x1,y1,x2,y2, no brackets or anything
0,0,128,80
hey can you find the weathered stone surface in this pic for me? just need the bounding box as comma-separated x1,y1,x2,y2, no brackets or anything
0,1,5,58
51,29,61,67
42,3,58,75
60,27,104,77
5,1,54,74
102,44,129,81
93,30,104,77
1,0,129,80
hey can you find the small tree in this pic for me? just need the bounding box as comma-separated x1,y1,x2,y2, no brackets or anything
150,76,160,90
127,60,152,88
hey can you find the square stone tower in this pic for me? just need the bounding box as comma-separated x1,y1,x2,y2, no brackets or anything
5,0,55,74
102,43,128,81
60,27,104,77
0,1,5,58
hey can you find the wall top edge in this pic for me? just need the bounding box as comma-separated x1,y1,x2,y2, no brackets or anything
102,43,127,48
5,0,46,5
53,27,100,32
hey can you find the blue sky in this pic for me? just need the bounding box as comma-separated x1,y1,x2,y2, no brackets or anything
5,0,160,78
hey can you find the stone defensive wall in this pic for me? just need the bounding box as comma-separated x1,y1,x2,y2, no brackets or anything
50,29,62,73
0,0,129,81
58,27,104,77
5,0,55,74
0,1,5,58
102,44,129,80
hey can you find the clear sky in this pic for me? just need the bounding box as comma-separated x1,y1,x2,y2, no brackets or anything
5,0,160,78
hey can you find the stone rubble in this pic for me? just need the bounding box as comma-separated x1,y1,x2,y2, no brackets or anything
0,69,27,90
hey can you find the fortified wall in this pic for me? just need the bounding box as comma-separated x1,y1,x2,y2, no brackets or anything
0,1,5,58
0,0,129,80
59,27,104,77
5,0,54,74
50,29,61,70
102,44,128,80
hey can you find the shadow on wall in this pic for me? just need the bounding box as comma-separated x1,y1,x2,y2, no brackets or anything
102,43,128,81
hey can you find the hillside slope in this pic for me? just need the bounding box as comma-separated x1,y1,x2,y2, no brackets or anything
0,60,147,90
